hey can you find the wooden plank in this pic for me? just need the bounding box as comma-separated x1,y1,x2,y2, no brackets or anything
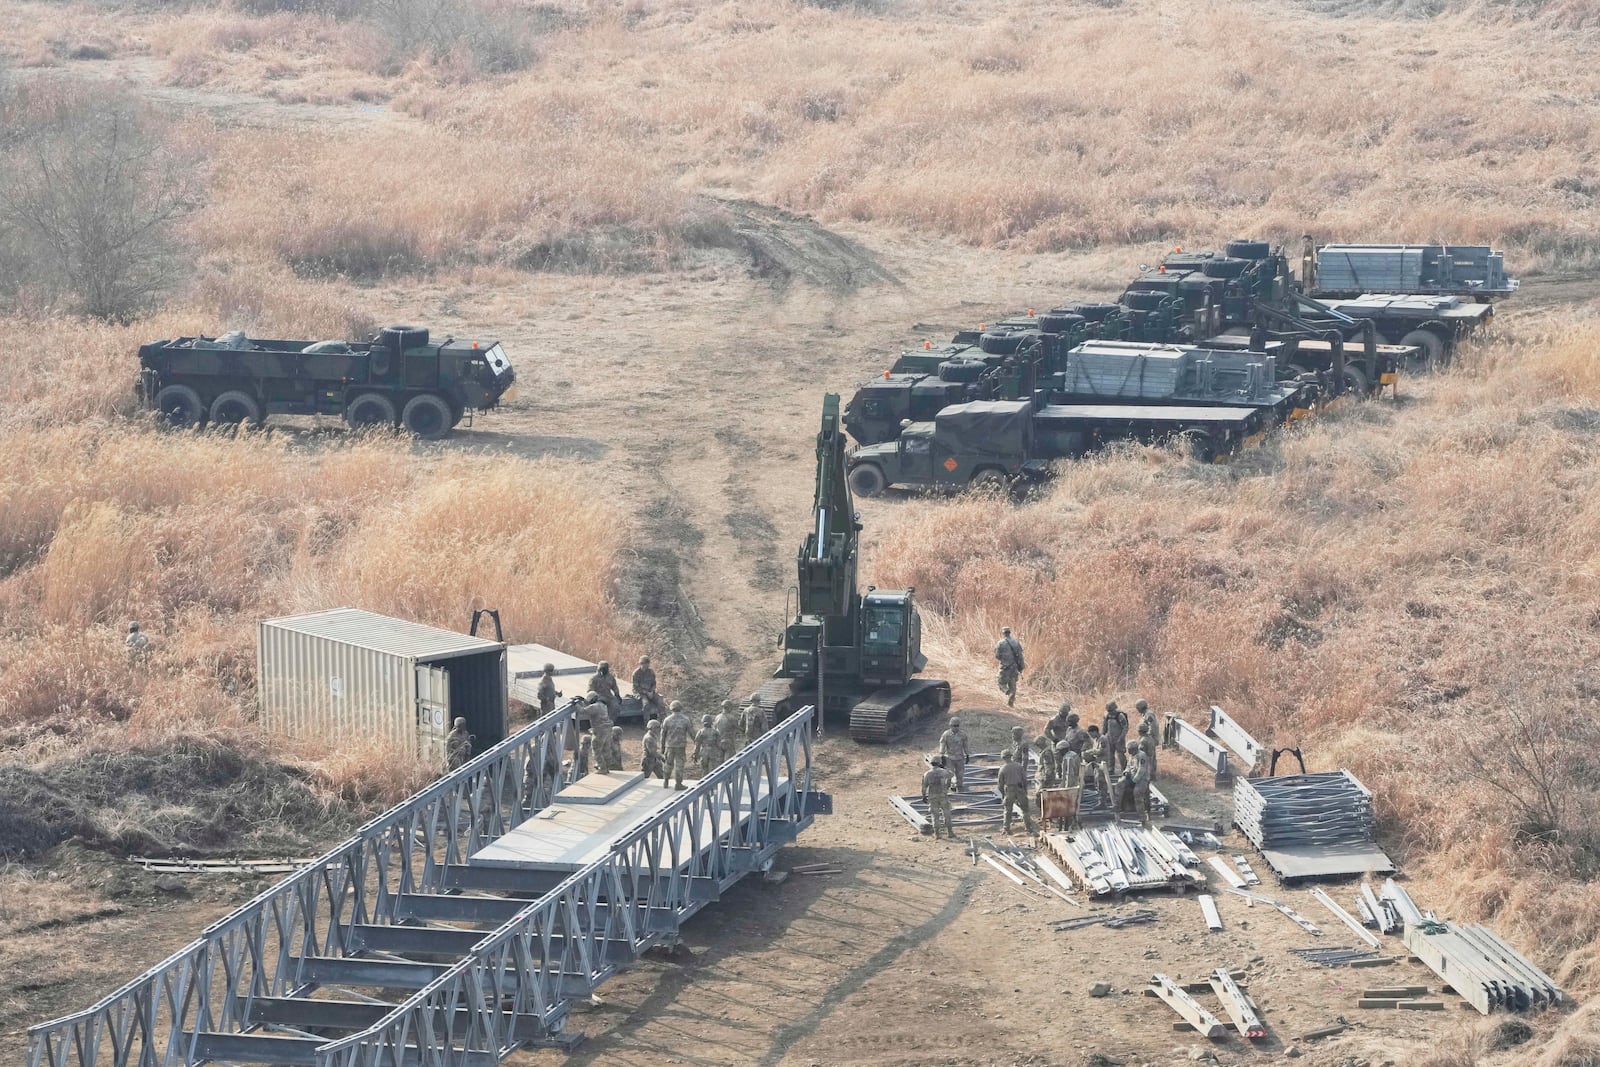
1198,894,1223,932
1149,974,1226,1039
1209,968,1266,1038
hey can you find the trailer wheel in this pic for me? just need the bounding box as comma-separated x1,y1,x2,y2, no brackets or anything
345,392,398,431
848,464,886,498
1340,364,1370,395
208,390,262,427
402,393,453,440
968,468,1008,492
154,384,206,429
1400,329,1446,372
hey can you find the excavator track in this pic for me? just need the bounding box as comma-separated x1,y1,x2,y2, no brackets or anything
849,679,951,744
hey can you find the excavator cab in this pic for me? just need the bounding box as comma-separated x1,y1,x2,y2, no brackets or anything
859,590,924,686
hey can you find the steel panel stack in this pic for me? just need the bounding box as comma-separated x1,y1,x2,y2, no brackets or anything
1043,826,1204,897
1234,771,1393,878
1060,343,1192,399
1314,246,1426,292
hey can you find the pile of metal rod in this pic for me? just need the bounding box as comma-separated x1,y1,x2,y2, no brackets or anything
1289,946,1391,968
1233,770,1390,874
1382,881,1562,1015
1042,826,1204,897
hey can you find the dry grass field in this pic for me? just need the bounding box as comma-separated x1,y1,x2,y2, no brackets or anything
4,0,1600,1063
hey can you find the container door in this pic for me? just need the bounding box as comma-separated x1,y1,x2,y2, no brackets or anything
417,665,451,766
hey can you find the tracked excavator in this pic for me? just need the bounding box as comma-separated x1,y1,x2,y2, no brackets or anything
753,393,951,742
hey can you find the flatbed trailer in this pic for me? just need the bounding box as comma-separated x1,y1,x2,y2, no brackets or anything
1034,403,1268,462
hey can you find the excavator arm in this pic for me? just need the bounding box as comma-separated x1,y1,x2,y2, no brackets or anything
796,393,860,639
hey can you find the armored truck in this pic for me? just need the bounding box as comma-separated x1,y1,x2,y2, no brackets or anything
136,325,516,439
846,398,1272,496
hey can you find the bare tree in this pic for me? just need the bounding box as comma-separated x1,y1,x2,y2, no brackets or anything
1461,702,1587,846
0,83,204,322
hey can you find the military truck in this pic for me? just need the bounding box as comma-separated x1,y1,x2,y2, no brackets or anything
136,325,516,439
846,398,1272,495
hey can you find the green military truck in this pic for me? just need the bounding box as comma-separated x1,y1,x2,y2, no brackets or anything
846,398,1272,496
136,325,517,439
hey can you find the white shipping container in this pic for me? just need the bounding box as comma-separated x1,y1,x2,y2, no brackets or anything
257,608,507,766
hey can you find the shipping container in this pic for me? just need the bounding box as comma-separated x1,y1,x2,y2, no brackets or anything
257,608,507,767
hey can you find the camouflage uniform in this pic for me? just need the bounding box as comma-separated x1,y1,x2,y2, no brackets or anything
693,714,718,776
662,703,691,789
1034,735,1059,789
536,666,559,716
1138,701,1159,779
1137,721,1158,782
922,760,957,839
997,749,1036,834
938,720,969,792
574,732,593,779
713,701,742,762
1128,746,1153,826
641,722,663,779
1083,730,1114,803
126,624,151,667
994,629,1025,707
1101,701,1129,774
589,700,615,772
445,718,473,770
632,657,662,718
742,702,768,745
1061,716,1088,787
1044,704,1072,747
608,726,625,773
588,663,622,718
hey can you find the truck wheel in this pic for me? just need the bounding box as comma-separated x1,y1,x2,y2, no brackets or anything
402,393,453,439
345,392,398,431
1201,257,1249,279
1224,239,1271,260
380,325,429,350
1400,330,1445,373
1340,364,1370,395
848,464,886,498
968,468,1007,492
208,390,262,427
154,384,206,429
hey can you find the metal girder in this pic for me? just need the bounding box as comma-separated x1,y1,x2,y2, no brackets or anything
1206,705,1264,772
1149,974,1226,1038
1208,969,1265,1038
348,925,488,957
395,895,526,925
1165,714,1234,787
1309,888,1381,949
294,957,453,989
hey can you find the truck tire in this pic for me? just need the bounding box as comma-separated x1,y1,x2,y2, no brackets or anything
848,463,886,498
345,392,398,430
1201,257,1249,279
1121,290,1167,312
1068,302,1121,322
1225,239,1271,260
1037,312,1084,334
154,384,206,429
939,358,988,383
979,330,1026,355
402,393,453,440
381,325,429,350
208,390,262,427
1340,364,1370,395
1400,329,1446,372
968,468,1007,492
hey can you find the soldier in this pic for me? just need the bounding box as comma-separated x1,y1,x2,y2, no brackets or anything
997,747,1037,834
662,700,691,790
994,627,1025,707
1083,725,1114,802
1137,699,1159,778
1138,718,1158,782
608,725,625,773
588,661,622,718
632,655,659,715
536,664,559,716
1102,700,1129,774
713,700,742,758
574,730,593,779
1127,743,1153,826
693,713,718,776
641,720,664,779
742,700,768,745
922,755,957,840
1034,734,1058,790
1044,702,1073,746
446,717,473,770
126,622,151,666
1010,726,1030,774
939,717,969,792
1060,713,1088,786
589,698,615,772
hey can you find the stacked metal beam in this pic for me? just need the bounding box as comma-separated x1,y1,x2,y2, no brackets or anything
1233,771,1393,878
1381,881,1561,1015
1043,826,1204,897
1060,342,1275,403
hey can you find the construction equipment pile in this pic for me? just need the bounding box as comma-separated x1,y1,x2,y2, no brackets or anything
1042,826,1203,897
1233,770,1393,878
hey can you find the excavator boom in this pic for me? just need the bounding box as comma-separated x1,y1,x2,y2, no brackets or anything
796,393,859,636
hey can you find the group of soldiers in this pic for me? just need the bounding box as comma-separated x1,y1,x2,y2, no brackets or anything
540,656,769,789
920,697,1164,840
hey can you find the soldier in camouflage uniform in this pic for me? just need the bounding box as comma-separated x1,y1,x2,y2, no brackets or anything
574,730,593,779
939,717,969,792
608,726,625,773
1137,718,1158,782
1101,700,1129,774
589,698,614,772
994,627,1025,707
1137,699,1159,779
536,664,559,716
1083,725,1114,803
588,662,622,719
446,717,473,770
922,756,957,839
641,720,663,779
1044,703,1072,746
997,747,1037,834
1127,743,1153,826
631,655,660,716
1034,734,1058,790
713,700,742,762
691,714,715,775
662,700,691,789
1010,726,1030,775
742,700,768,745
